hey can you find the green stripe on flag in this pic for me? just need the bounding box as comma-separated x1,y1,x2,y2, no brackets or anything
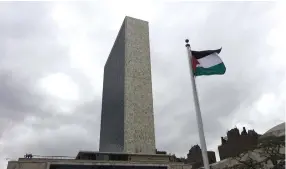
195,63,226,76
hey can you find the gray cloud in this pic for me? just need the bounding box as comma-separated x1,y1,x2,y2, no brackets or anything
0,71,44,120
0,2,69,78
1,98,101,157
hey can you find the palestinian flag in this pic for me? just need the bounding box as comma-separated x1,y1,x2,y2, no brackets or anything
191,48,226,76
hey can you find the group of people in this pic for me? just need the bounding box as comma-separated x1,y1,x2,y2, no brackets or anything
24,153,33,158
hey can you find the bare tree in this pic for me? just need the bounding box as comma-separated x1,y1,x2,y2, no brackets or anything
257,136,285,168
231,151,266,169
228,136,285,169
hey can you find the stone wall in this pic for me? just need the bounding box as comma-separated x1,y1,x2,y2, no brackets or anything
7,161,47,169
8,159,192,169
124,16,156,154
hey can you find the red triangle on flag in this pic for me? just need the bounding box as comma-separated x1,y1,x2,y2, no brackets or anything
192,57,199,71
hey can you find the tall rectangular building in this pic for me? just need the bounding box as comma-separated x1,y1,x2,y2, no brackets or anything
99,16,156,154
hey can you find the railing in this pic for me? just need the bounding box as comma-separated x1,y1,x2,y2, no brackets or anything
34,155,75,159
20,154,75,160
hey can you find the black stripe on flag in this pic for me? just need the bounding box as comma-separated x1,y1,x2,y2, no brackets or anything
191,48,222,59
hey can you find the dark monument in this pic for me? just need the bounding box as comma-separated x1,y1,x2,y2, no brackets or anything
187,145,216,169
218,127,260,160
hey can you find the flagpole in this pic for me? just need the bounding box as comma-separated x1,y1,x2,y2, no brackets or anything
185,39,210,169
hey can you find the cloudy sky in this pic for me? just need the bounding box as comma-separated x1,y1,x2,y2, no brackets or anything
0,0,285,168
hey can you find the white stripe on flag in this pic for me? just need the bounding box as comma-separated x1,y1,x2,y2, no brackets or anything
197,53,223,68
